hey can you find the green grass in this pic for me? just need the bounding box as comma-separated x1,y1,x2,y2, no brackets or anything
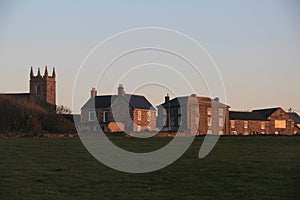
0,136,299,200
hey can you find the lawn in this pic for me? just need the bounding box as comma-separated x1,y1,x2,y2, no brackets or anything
0,136,299,200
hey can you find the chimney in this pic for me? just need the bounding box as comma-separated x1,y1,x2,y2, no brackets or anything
118,84,125,96
214,97,220,102
165,93,171,131
91,88,97,98
165,93,170,104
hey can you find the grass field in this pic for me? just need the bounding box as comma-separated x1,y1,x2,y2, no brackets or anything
0,136,299,200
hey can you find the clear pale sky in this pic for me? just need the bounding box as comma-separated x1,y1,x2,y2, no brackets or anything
1,0,299,113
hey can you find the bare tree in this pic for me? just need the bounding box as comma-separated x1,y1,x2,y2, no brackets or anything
56,105,72,114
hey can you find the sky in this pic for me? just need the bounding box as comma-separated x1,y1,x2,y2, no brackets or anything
0,0,300,113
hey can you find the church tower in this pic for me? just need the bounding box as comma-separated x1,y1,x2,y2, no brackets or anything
29,66,56,106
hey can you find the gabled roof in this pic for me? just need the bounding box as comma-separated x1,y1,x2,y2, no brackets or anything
123,94,155,110
230,107,282,121
82,94,156,110
159,96,188,107
252,107,280,118
291,112,300,124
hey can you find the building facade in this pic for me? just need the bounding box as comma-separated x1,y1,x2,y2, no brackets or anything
157,94,230,135
229,107,297,135
81,85,156,133
1,66,56,110
30,66,56,106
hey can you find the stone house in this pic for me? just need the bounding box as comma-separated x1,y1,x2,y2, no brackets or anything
229,107,296,135
81,85,156,133
291,112,300,134
229,111,269,135
156,94,230,135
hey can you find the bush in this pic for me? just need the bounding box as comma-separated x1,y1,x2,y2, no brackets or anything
0,95,76,134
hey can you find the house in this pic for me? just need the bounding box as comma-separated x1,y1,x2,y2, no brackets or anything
156,94,230,135
229,111,269,135
1,66,56,110
81,85,156,133
291,112,300,134
229,107,296,135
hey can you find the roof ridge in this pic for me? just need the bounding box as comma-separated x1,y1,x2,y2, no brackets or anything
252,107,281,111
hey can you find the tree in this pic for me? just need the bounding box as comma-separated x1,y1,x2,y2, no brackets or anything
56,105,72,114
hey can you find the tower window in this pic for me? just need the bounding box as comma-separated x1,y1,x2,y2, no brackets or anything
37,85,42,94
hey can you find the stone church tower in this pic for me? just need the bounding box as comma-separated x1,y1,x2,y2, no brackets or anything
29,66,56,106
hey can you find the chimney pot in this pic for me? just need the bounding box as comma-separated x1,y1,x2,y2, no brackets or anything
165,93,170,103
118,84,125,96
91,88,97,98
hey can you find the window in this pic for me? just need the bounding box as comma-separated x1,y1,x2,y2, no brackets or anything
147,111,151,121
275,120,286,129
138,111,141,121
162,109,166,116
37,85,42,94
89,111,96,122
261,122,265,130
219,118,224,127
207,108,212,115
232,131,237,135
244,121,248,129
103,111,109,122
207,130,212,134
195,117,199,128
219,131,224,135
231,120,235,128
207,117,212,127
178,107,181,115
171,117,175,126
178,117,182,126
137,125,141,132
219,108,224,116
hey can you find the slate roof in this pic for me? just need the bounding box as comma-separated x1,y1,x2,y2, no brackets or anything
159,96,229,107
82,94,156,110
2,93,30,97
159,97,186,107
229,111,267,121
291,113,300,124
252,108,280,118
230,107,281,121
